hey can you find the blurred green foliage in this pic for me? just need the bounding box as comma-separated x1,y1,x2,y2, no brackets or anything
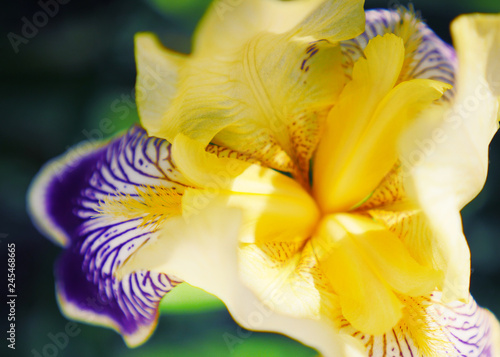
146,0,212,29
159,283,226,314
1,0,500,356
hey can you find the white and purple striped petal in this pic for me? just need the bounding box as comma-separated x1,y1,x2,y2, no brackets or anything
28,126,188,346
342,9,458,100
339,292,498,356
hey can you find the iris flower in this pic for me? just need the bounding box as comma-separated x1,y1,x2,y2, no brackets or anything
29,0,500,356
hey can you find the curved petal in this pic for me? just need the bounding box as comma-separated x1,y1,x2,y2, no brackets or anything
315,77,449,212
342,9,458,100
119,202,367,357
135,33,187,134
193,0,365,55
312,213,442,335
118,199,499,357
366,202,445,277
171,134,320,244
340,292,499,357
314,32,450,212
28,126,188,346
155,35,347,180
313,34,404,211
399,14,500,302
140,0,365,181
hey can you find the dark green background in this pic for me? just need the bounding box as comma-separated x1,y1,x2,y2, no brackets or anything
1,0,500,356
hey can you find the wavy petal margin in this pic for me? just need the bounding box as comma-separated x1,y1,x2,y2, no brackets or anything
339,292,499,357
399,14,500,302
28,126,187,346
342,9,458,100
119,202,368,357
119,199,500,357
136,0,366,181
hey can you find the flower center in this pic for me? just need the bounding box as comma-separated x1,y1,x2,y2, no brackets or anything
311,34,451,214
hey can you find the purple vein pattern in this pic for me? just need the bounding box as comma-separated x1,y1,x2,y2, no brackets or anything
339,292,496,356
30,126,189,345
341,9,458,101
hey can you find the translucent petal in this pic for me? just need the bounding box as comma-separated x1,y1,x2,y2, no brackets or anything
156,36,346,179
140,0,365,179
399,14,500,301
194,0,365,55
135,33,187,134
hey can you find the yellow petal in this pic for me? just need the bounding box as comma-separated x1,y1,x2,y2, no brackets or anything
118,202,366,357
172,134,320,244
193,0,365,55
171,134,250,188
313,213,442,335
314,33,450,213
313,34,404,209
398,14,500,302
182,187,319,245
356,165,451,293
356,163,406,210
142,0,365,179
134,33,187,135
156,35,347,179
340,292,498,357
366,202,445,276
239,240,325,319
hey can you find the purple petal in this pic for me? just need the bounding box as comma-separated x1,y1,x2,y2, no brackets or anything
434,295,497,357
342,9,458,100
28,126,187,346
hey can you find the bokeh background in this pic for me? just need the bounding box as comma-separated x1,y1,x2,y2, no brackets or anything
1,0,500,356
